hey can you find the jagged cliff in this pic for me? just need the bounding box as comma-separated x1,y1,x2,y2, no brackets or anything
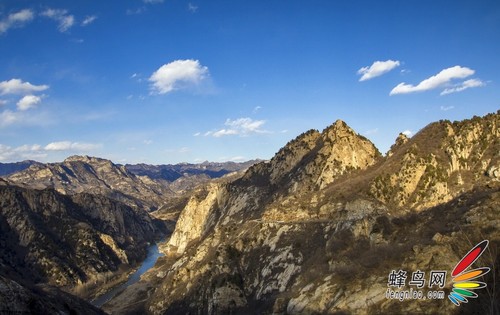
132,112,500,315
0,184,167,289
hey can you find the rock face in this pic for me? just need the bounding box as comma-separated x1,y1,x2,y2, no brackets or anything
6,155,170,211
166,183,224,254
0,184,166,288
0,160,42,176
142,112,499,315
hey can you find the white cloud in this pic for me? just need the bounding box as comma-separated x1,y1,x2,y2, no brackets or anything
0,9,34,34
17,95,43,111
0,143,47,161
440,78,485,95
253,106,262,113
193,132,201,136
228,156,246,162
44,141,101,151
208,117,267,137
212,129,239,137
41,8,75,32
402,130,413,137
81,15,97,26
144,0,164,3
0,140,100,161
0,100,7,106
149,59,209,94
358,60,400,81
143,139,153,145
225,118,265,132
440,105,454,111
390,66,476,95
0,78,49,95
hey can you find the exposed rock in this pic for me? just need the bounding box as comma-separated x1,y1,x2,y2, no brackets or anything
387,132,409,157
140,112,499,315
7,155,170,211
0,160,42,176
0,184,166,288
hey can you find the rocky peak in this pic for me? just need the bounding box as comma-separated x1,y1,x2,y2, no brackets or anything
310,119,381,189
387,132,409,157
321,119,356,142
64,155,101,163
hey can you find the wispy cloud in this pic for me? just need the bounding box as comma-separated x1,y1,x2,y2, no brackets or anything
0,110,19,127
357,60,400,81
44,141,101,151
0,79,49,95
205,118,267,137
41,8,75,32
143,0,164,3
17,95,43,111
0,141,101,161
0,143,47,161
81,15,97,26
440,78,485,95
188,3,199,13
0,9,34,34
390,66,483,96
149,59,209,94
0,109,55,128
440,105,454,111
126,7,147,15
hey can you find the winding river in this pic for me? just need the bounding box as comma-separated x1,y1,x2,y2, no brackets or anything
91,242,164,308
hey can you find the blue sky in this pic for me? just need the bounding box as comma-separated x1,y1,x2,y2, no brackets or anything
1,0,499,164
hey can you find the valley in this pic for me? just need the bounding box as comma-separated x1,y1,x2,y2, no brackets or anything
0,112,498,314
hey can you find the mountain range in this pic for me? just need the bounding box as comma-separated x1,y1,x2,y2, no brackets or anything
0,111,498,314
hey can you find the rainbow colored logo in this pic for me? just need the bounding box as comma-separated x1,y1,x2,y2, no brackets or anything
448,240,490,306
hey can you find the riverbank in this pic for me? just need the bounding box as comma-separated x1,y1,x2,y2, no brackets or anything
90,241,166,308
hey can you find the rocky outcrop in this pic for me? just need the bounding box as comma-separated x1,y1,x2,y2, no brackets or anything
139,112,499,315
0,160,42,176
166,183,225,254
0,184,166,287
7,155,171,211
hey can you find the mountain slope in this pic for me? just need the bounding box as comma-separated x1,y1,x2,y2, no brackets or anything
0,184,167,289
0,160,41,176
135,112,499,315
6,155,172,211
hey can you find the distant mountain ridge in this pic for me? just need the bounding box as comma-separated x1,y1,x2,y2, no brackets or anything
2,158,260,211
124,160,261,182
0,160,42,176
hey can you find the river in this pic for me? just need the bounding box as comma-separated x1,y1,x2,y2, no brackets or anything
90,242,164,308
